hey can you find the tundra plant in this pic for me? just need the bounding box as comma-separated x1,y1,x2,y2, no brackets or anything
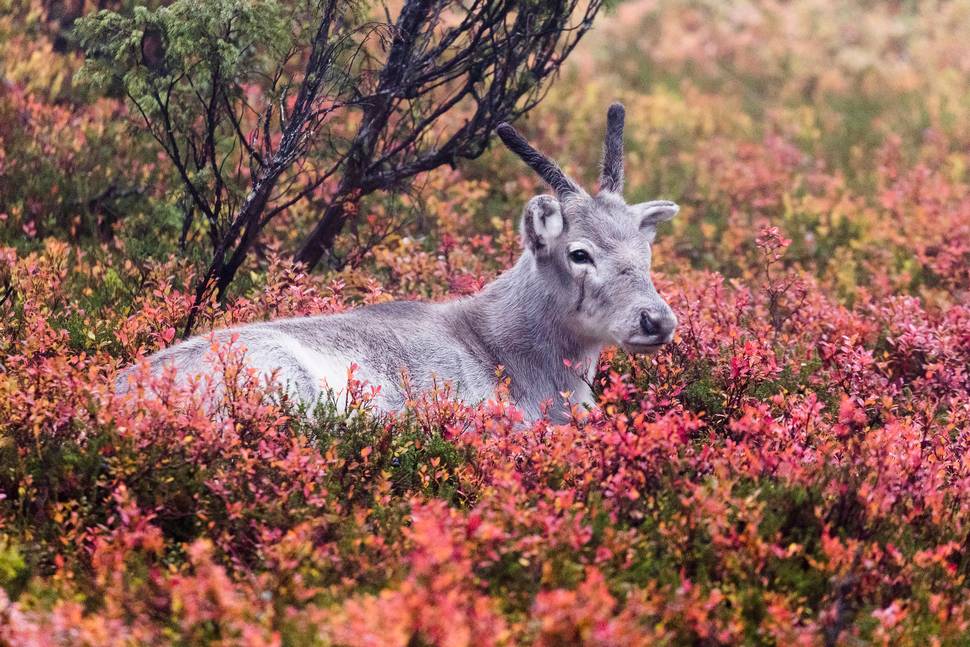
118,104,679,421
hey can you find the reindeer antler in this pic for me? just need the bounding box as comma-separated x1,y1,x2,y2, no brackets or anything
496,123,583,199
599,102,625,194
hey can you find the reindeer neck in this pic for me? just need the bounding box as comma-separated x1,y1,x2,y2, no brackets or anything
459,255,601,379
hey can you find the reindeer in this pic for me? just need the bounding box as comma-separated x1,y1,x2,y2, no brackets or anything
118,103,679,422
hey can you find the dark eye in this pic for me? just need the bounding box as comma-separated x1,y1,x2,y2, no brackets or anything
568,249,593,265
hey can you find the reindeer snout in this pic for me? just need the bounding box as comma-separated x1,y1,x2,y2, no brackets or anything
639,308,677,342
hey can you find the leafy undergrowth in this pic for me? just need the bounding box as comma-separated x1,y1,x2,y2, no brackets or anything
2,220,968,645
3,0,970,645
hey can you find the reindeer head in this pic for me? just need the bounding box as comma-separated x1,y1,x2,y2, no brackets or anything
497,103,679,354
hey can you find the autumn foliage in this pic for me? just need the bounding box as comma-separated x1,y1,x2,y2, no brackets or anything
2,1,970,645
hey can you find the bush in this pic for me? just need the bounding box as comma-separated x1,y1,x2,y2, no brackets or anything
2,1,970,645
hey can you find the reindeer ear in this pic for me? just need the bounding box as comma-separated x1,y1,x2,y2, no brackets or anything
521,195,565,254
633,200,679,229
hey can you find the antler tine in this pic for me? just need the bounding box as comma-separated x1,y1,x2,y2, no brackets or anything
496,123,582,199
599,102,625,194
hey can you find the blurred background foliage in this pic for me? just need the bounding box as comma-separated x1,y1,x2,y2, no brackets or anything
1,1,970,644
2,0,968,314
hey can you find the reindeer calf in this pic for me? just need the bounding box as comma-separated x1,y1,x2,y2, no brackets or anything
119,104,679,422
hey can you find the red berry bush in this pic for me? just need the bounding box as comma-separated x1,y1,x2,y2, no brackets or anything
2,1,970,645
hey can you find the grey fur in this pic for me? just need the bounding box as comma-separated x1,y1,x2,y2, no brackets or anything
118,104,679,422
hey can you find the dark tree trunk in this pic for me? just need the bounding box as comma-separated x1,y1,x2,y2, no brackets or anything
182,169,280,336
295,0,436,269
294,199,350,269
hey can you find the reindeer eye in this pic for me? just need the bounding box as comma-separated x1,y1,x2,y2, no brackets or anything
568,249,593,265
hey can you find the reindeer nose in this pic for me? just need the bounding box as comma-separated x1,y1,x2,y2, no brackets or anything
640,309,676,341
